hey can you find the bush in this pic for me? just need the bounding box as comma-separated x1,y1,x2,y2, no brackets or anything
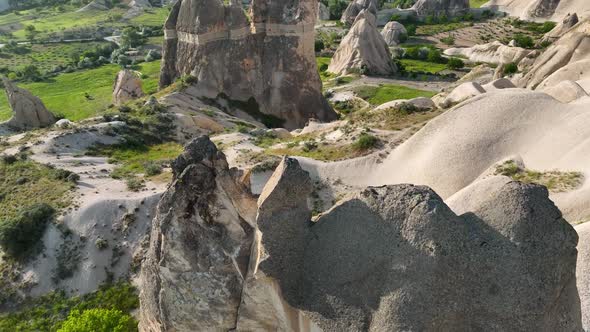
125,177,144,192
57,308,137,332
440,34,455,45
0,203,55,259
144,49,161,62
314,39,325,53
143,162,162,176
446,57,464,70
406,24,416,36
513,34,534,48
503,62,518,75
353,133,378,151
426,48,442,63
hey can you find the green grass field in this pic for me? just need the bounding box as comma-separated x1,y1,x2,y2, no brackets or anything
130,7,170,26
0,41,110,72
0,61,161,121
353,84,437,105
400,59,447,74
470,0,489,8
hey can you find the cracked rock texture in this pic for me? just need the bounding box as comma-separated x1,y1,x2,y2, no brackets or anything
139,138,581,331
159,0,336,129
412,0,470,16
1,77,56,130
340,0,378,26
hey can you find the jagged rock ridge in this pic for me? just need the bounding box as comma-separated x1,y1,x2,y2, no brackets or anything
139,137,582,331
159,0,336,129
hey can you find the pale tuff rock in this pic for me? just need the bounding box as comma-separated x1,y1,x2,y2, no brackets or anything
412,0,470,16
77,0,110,11
440,81,486,108
576,222,590,331
517,19,590,89
542,80,589,102
482,77,516,91
318,2,330,20
444,41,533,65
483,0,590,20
329,10,397,76
139,136,257,331
1,77,56,130
159,0,336,129
542,12,579,42
374,96,436,111
340,0,378,26
381,21,407,46
113,70,144,105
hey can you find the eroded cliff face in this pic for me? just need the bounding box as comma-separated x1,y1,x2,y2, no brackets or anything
159,0,336,129
140,137,582,331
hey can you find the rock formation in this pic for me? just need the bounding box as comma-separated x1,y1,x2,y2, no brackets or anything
328,10,397,76
576,222,590,331
444,41,533,65
412,0,470,16
484,0,590,21
113,70,144,105
318,2,330,20
340,0,378,26
159,0,336,129
542,12,579,43
1,77,56,130
140,136,582,331
381,21,407,46
517,19,590,89
77,0,110,11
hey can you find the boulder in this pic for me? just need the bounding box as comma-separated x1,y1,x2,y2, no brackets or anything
444,41,533,65
441,81,486,107
1,77,56,130
159,0,336,129
139,136,258,331
542,12,579,43
340,0,378,26
318,2,330,20
536,59,590,90
374,96,436,111
113,70,144,105
328,10,397,76
381,21,407,46
458,64,494,85
412,0,470,16
482,77,516,91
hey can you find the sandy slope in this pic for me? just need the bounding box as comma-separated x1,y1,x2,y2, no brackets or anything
484,0,590,20
298,89,590,221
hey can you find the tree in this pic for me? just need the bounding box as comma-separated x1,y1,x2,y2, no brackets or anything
19,64,43,81
446,57,464,70
24,25,37,41
57,309,137,332
120,27,146,49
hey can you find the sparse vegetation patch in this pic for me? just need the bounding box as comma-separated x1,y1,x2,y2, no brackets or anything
495,160,584,192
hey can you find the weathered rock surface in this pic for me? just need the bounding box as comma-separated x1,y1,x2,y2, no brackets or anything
517,19,590,89
440,81,486,107
482,77,516,91
412,0,470,16
340,0,378,26
318,2,330,20
444,41,533,65
542,12,579,42
484,0,590,20
375,96,435,111
381,21,407,46
77,0,110,11
1,77,56,130
576,222,590,331
542,79,588,102
139,136,257,331
159,0,336,129
329,10,396,76
140,138,583,331
113,70,144,105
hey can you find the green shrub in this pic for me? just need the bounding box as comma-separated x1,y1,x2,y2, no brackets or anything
353,133,378,151
513,34,534,48
143,162,162,176
426,48,443,63
446,57,464,70
0,203,55,259
503,62,518,75
125,177,144,192
57,308,136,332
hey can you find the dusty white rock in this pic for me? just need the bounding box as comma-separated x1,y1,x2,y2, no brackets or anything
374,96,435,111
340,0,378,26
55,119,74,129
329,10,396,76
482,78,516,91
113,70,144,105
444,41,532,65
441,81,486,107
543,12,579,42
412,0,470,16
542,80,589,103
1,77,56,130
381,21,407,46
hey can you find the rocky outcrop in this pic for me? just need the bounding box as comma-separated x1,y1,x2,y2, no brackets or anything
444,41,533,65
77,0,110,11
576,222,590,331
113,70,144,105
517,19,590,89
318,2,330,20
159,0,336,129
139,136,257,331
328,10,397,76
484,0,590,22
542,12,579,43
412,0,470,16
1,77,56,130
542,79,588,102
381,21,407,46
340,0,378,26
140,137,582,331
